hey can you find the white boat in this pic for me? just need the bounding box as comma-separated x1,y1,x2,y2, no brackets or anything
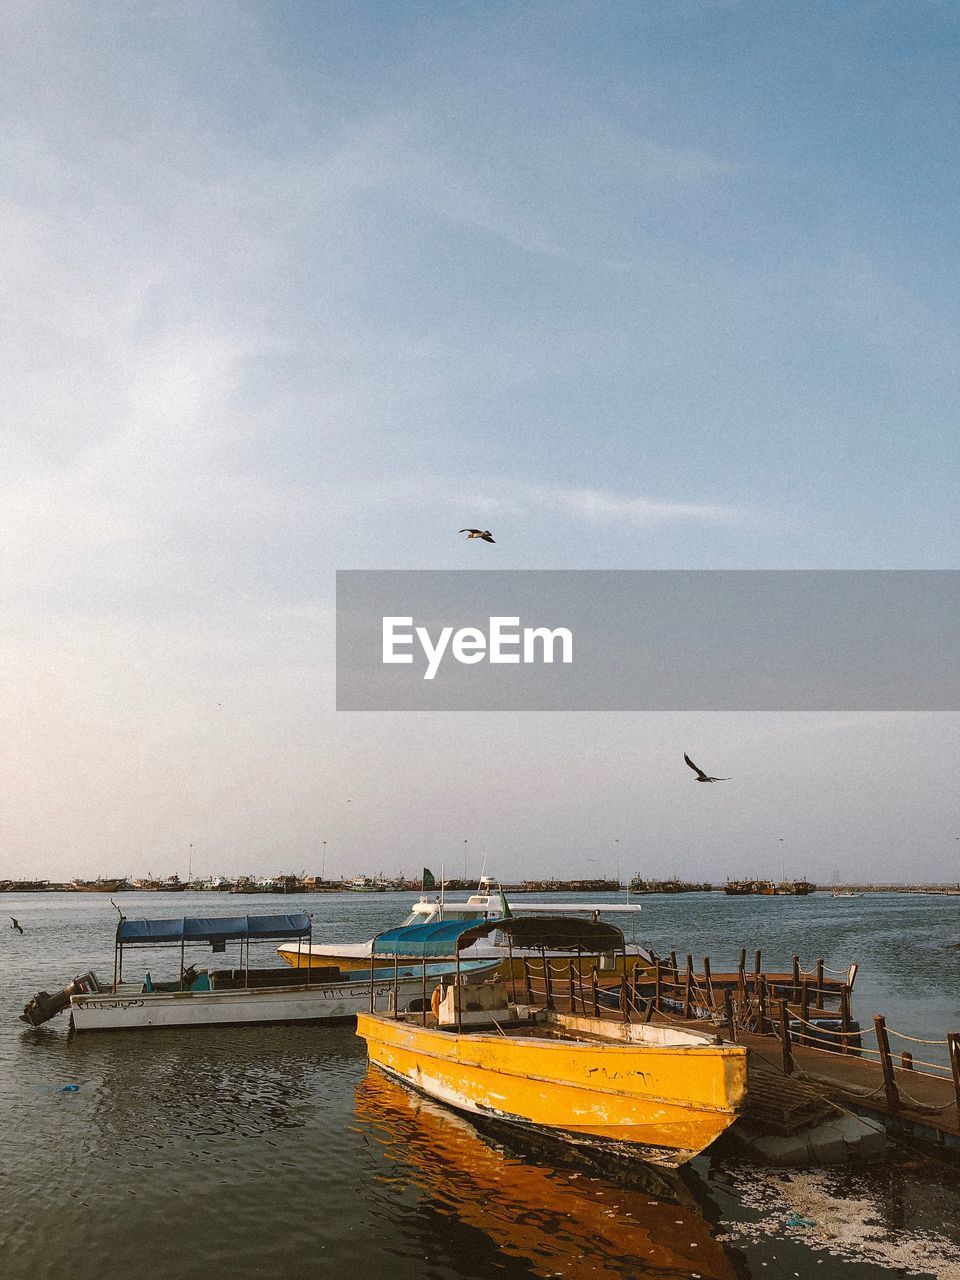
19,912,495,1032
831,891,864,899
277,877,652,978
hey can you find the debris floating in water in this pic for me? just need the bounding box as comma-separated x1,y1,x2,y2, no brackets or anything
59,1084,80,1093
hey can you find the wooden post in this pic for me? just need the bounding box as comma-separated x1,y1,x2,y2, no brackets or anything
654,957,662,1012
542,950,554,1009
791,955,800,1002
568,959,576,1013
738,946,747,973
816,958,825,1004
669,950,679,982
754,949,762,979
757,975,767,1035
683,955,693,1019
702,956,714,1008
723,987,737,1041
800,978,811,1048
620,975,629,1022
737,958,747,1004
778,998,794,1075
948,1034,960,1122
874,1015,900,1109
840,986,852,1056
591,968,599,1017
523,958,532,1004
631,962,640,1009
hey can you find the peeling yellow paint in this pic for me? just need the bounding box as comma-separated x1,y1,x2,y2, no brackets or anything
357,1010,746,1166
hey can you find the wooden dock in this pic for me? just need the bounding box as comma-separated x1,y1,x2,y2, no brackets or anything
521,948,960,1159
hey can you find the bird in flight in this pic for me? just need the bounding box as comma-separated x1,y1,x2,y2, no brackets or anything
10,917,24,934
683,753,730,783
460,529,495,543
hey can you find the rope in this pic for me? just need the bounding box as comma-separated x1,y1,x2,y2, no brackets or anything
785,1012,862,1039
882,1025,950,1046
798,961,850,978
887,1056,953,1077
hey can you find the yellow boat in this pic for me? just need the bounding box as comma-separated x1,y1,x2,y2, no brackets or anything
356,916,746,1167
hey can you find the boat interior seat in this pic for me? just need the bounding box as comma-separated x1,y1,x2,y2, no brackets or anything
207,966,342,990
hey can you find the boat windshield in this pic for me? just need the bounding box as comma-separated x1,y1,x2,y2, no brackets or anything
399,904,490,928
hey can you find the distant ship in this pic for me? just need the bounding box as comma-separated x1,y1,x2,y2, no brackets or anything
724,879,776,896
628,877,712,894
776,880,816,896
69,878,131,893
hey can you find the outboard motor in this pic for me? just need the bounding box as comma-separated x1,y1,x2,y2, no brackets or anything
20,972,100,1027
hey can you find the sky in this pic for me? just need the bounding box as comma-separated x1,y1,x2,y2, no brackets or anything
2,0,959,885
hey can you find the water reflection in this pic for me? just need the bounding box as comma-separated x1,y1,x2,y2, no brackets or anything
74,1023,361,1149
354,1067,743,1280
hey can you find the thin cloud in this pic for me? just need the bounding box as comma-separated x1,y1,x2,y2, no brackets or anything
523,484,751,528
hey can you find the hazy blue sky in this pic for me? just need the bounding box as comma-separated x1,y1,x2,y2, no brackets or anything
2,1,959,884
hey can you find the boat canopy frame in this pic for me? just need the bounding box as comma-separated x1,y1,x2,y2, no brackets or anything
111,913,313,992
369,915,628,1032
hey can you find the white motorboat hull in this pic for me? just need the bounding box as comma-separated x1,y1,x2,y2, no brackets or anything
70,976,423,1031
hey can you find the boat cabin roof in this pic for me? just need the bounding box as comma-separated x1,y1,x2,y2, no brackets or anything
117,913,312,945
372,915,625,959
400,894,641,928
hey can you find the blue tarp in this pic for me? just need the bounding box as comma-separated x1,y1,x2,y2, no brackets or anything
117,914,312,945
372,919,498,957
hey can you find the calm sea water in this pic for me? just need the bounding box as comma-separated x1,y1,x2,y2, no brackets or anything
2,890,960,1280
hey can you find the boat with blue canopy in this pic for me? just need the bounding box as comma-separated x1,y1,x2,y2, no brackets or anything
20,911,497,1032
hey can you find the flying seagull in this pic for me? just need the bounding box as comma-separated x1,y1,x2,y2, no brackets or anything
460,529,495,543
10,917,24,934
683,753,730,783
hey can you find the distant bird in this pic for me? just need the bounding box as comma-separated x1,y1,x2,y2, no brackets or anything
683,753,730,783
460,529,495,543
10,917,24,934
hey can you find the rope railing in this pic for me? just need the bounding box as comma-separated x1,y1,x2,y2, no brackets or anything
798,961,850,978
881,1025,950,1047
